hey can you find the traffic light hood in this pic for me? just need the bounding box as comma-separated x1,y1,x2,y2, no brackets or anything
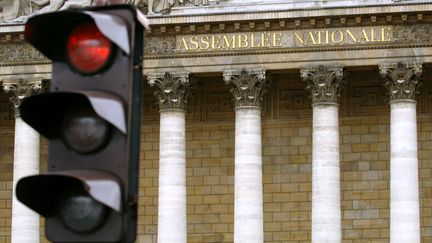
16,169,122,216
20,91,127,139
24,6,132,60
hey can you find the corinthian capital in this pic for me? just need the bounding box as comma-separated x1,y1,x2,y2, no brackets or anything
147,72,192,111
223,69,270,108
379,62,422,101
2,79,43,117
300,65,345,105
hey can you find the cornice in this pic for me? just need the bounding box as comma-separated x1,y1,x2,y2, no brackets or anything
145,10,432,43
146,3,432,27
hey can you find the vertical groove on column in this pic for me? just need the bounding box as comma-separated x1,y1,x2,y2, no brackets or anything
3,79,43,243
147,71,192,243
390,101,420,243
379,62,422,243
11,117,40,243
234,107,263,243
311,105,341,243
223,69,268,243
301,65,344,243
158,110,187,243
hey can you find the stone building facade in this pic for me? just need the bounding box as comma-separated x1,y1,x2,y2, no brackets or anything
0,0,432,243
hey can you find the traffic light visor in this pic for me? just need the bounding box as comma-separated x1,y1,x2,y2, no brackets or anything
25,7,131,61
20,91,127,140
16,170,122,217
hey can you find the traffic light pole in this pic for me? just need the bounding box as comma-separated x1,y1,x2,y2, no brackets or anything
125,10,144,243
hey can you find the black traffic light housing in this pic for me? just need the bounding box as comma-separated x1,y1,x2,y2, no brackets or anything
15,5,143,243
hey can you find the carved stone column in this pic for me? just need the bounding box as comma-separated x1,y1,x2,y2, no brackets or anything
2,79,42,243
301,65,344,243
147,72,192,243
223,69,269,243
379,62,422,243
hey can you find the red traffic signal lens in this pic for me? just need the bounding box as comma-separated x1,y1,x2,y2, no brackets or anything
67,22,112,74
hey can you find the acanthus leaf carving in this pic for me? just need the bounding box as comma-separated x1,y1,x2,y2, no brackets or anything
2,79,43,117
147,71,193,110
223,68,270,108
379,62,422,101
300,65,345,105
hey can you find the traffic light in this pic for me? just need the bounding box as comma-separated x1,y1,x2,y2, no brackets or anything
15,5,144,243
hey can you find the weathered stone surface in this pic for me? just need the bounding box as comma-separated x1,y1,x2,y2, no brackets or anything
379,63,422,101
158,110,187,243
147,72,193,111
223,69,270,108
234,107,263,243
301,65,345,105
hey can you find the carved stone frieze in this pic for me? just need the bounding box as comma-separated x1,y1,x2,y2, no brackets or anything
223,68,270,108
0,0,92,23
2,79,43,117
144,36,176,55
379,62,422,101
300,65,345,105
147,0,213,14
0,43,47,64
393,25,432,43
147,72,193,111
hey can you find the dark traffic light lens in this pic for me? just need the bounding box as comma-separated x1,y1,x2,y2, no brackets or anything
62,106,110,154
67,22,112,74
59,192,107,234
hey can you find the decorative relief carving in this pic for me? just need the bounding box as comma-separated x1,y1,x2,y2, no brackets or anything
1,0,92,23
0,0,218,20
300,65,345,105
204,91,234,121
0,43,47,64
349,85,388,115
379,62,422,101
277,89,311,117
393,25,432,43
144,36,176,55
147,0,213,14
223,68,270,108
425,76,432,113
2,79,43,117
147,72,193,110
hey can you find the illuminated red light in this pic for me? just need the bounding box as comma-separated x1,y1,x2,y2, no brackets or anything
67,22,112,74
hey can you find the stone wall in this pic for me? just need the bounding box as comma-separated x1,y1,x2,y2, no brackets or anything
136,114,432,243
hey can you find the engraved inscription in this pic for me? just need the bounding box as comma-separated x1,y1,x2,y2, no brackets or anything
176,26,393,52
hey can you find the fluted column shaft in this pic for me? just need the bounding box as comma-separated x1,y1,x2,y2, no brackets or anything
380,63,422,243
224,69,269,243
3,79,42,243
234,107,263,243
301,66,344,243
11,117,40,243
158,110,186,243
148,72,192,243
